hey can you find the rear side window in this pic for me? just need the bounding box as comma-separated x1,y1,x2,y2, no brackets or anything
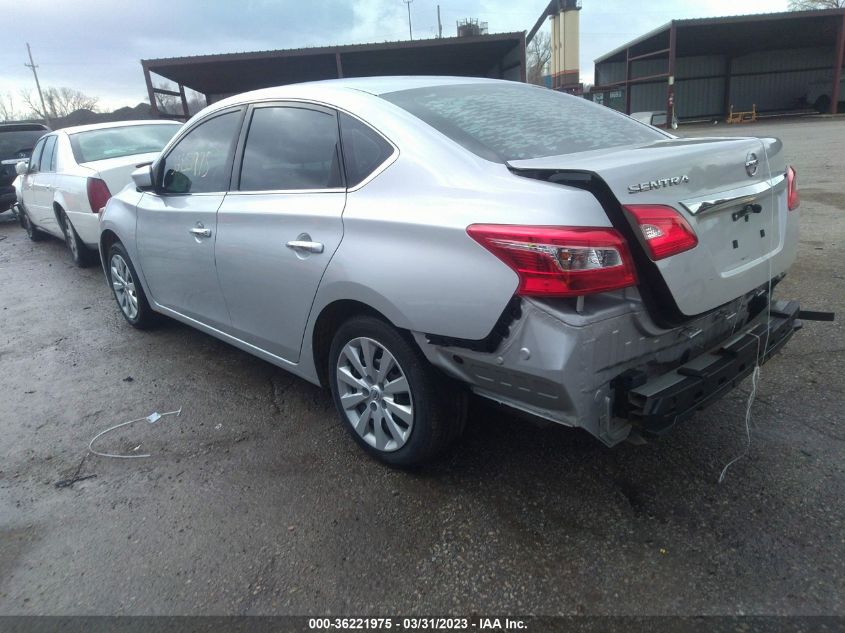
381,83,664,162
161,111,241,194
28,137,46,173
239,106,343,191
339,113,394,187
41,136,57,173
70,124,180,164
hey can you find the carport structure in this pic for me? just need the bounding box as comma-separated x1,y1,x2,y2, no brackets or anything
141,33,526,119
592,8,845,121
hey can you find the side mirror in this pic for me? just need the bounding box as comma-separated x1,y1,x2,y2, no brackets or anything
131,164,154,191
15,161,28,176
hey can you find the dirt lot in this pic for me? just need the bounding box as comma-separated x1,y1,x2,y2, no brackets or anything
0,116,842,616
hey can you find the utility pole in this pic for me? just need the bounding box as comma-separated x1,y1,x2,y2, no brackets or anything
24,43,50,127
403,0,414,40
437,4,442,38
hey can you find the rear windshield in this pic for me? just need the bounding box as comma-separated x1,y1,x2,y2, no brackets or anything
0,128,48,160
69,124,181,163
381,83,663,162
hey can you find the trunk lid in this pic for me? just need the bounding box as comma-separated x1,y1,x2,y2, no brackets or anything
508,136,794,316
80,151,161,197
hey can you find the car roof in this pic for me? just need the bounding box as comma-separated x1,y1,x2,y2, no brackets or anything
305,75,498,95
59,119,182,135
209,75,516,110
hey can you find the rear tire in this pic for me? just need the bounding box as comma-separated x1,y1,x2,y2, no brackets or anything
60,210,97,267
107,242,158,329
20,205,45,242
328,315,467,467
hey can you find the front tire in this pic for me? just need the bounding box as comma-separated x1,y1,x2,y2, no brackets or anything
61,210,97,267
107,242,158,329
328,315,466,467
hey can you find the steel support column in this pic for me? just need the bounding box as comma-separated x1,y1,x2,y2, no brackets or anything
624,47,631,114
832,12,845,115
520,31,527,83
666,21,677,128
178,84,189,120
722,56,732,119
142,62,159,118
335,53,344,78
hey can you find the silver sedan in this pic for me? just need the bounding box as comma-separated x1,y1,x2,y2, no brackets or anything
99,77,801,466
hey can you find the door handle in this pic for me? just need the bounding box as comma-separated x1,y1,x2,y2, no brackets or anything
286,240,324,254
189,227,212,238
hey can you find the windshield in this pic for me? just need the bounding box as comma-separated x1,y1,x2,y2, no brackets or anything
69,123,181,163
381,82,664,162
0,128,48,160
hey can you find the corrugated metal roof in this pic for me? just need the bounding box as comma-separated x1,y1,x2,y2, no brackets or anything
143,32,525,68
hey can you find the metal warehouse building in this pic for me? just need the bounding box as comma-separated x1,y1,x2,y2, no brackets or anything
141,33,526,119
592,8,845,120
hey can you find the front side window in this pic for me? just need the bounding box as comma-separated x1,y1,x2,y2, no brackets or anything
239,106,342,191
41,136,57,173
70,124,181,164
339,113,394,187
161,111,241,194
28,137,46,173
381,82,664,162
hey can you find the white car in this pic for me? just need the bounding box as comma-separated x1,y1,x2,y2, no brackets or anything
17,120,181,266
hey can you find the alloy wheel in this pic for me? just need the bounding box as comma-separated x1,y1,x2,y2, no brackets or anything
110,254,139,320
336,336,414,452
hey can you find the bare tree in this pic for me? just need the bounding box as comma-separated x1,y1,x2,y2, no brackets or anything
789,0,845,9
0,93,22,122
21,86,98,120
527,32,552,86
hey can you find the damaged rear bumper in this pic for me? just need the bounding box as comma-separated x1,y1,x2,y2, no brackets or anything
614,299,801,436
415,290,801,448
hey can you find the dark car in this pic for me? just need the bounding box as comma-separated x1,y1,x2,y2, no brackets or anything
0,123,50,213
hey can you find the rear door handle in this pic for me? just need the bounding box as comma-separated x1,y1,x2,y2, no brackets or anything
286,240,324,254
189,227,212,238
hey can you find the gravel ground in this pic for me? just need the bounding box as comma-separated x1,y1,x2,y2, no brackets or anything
0,116,842,616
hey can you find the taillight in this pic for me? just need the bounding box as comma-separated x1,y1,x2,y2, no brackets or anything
86,177,111,213
466,225,637,298
786,166,799,211
624,205,698,260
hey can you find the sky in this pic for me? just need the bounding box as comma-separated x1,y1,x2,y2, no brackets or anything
0,0,790,113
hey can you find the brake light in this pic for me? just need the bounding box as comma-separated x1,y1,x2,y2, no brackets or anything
466,225,636,298
786,166,799,211
624,205,698,260
87,177,111,213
